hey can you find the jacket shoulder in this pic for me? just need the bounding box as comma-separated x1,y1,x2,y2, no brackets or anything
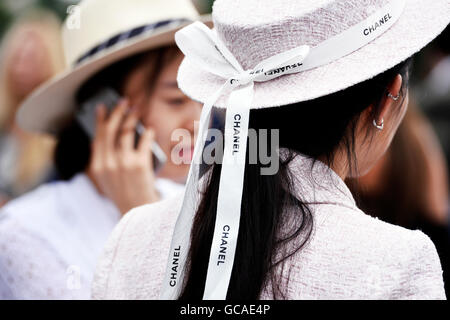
0,182,58,219
92,192,184,299
293,206,446,299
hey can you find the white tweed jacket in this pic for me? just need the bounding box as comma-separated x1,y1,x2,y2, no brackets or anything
92,154,446,300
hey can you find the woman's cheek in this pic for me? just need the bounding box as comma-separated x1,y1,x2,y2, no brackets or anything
145,98,189,161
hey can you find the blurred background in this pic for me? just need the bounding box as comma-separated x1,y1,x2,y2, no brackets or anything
0,0,213,203
0,0,448,296
0,0,214,39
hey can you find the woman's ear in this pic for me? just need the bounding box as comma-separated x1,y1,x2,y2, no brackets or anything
376,74,403,124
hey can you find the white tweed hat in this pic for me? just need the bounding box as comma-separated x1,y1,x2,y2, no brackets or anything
177,0,450,109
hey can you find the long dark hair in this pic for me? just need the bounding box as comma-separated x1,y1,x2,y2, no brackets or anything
179,58,413,300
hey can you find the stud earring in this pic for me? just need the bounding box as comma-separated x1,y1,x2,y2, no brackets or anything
373,118,384,130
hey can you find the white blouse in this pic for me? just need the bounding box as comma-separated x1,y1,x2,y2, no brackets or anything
92,154,446,300
0,174,184,299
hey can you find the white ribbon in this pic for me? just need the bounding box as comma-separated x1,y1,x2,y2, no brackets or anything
160,0,406,300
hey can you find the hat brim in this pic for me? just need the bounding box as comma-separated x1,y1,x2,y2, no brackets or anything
17,15,212,135
177,0,449,109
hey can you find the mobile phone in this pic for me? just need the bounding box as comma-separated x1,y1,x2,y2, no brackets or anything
76,87,167,173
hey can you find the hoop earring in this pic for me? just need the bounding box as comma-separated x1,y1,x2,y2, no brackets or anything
388,92,400,101
373,118,384,130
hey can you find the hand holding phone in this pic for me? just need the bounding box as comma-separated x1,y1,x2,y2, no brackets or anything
76,87,167,172
78,88,165,213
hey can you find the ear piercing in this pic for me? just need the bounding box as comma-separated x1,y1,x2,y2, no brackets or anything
373,118,384,130
374,92,399,131
374,91,399,130
373,92,400,131
388,92,400,101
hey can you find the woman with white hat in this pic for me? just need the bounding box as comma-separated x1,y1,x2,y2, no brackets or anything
0,0,208,299
93,0,449,299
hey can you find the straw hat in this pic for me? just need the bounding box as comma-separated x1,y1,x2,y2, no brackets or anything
17,0,211,135
177,0,450,109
